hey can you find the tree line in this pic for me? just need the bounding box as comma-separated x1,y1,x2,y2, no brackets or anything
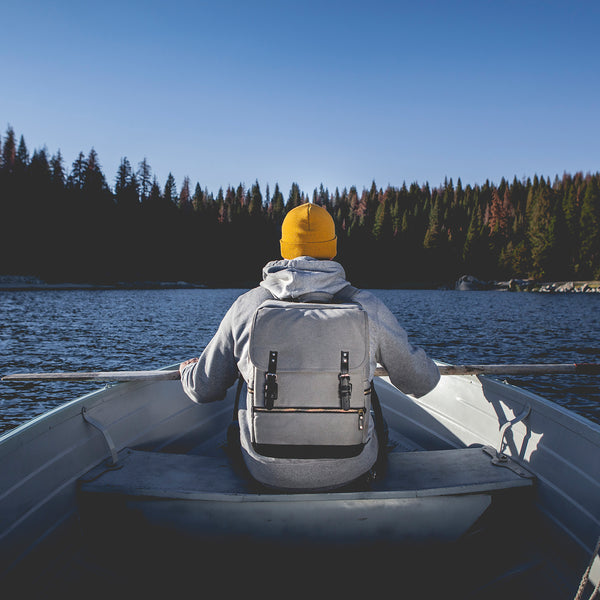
1,125,599,287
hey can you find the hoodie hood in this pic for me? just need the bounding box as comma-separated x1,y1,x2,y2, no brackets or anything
260,257,349,300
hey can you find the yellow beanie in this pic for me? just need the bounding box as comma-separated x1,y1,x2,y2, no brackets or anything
280,203,337,260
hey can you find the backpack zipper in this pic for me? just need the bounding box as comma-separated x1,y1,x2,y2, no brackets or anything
254,406,367,430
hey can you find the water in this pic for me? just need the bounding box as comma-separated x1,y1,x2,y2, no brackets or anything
0,288,599,436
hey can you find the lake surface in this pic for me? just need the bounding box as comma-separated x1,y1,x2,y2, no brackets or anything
1,287,599,436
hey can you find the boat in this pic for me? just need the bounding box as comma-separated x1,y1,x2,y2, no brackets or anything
1,364,599,598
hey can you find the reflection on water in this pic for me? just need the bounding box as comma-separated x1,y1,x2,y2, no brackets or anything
1,288,599,435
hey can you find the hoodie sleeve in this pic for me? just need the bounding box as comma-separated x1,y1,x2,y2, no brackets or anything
180,303,240,404
370,295,440,398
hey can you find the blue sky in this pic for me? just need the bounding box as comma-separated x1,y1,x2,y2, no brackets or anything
2,0,599,197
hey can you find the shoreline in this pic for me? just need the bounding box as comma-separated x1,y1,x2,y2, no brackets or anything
0,277,210,292
455,275,600,293
1,275,599,293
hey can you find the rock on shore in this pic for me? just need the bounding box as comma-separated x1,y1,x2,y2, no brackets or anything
455,275,600,293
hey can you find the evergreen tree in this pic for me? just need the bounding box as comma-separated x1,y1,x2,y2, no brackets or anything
115,158,139,208
2,126,16,172
192,182,204,212
270,183,285,223
178,176,192,212
50,150,65,187
527,186,558,278
287,183,303,210
423,197,442,250
67,152,87,190
84,148,109,197
29,147,51,186
372,189,391,241
249,180,263,217
579,176,600,277
115,157,132,196
15,135,29,173
163,172,177,205
138,158,152,202
147,177,163,208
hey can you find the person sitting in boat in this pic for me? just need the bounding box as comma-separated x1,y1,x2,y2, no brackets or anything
180,202,440,491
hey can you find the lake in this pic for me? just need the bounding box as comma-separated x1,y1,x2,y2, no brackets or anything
1,287,599,436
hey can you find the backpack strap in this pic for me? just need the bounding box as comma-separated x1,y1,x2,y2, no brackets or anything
333,284,359,303
338,350,352,410
264,351,278,409
266,283,359,304
294,291,335,303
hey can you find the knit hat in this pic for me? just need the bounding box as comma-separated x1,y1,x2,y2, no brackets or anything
280,203,337,260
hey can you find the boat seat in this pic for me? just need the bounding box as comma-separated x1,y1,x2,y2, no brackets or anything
79,445,533,499
77,446,535,549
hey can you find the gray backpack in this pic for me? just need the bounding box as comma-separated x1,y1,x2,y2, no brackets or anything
247,286,371,456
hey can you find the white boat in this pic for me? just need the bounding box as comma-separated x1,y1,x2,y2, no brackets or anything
1,365,599,598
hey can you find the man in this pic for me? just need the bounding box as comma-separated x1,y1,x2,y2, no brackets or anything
180,202,439,490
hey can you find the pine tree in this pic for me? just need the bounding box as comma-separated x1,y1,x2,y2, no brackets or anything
68,152,87,190
286,183,303,210
2,126,16,172
50,150,65,187
270,183,284,223
84,148,109,198
115,158,139,208
216,187,225,223
138,158,152,202
249,180,263,217
527,186,558,278
372,189,392,241
178,176,192,212
192,182,204,212
115,157,132,195
147,177,163,209
579,176,600,277
423,203,439,251
29,147,51,186
15,135,29,173
163,173,177,205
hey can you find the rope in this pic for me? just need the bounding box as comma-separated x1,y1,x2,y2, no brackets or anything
574,535,600,600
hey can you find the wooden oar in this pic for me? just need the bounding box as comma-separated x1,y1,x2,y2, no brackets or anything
2,363,600,383
1,370,181,382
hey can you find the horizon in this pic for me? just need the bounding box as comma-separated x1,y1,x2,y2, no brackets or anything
2,1,599,197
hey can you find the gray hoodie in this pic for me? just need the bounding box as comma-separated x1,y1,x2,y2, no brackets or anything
181,257,440,489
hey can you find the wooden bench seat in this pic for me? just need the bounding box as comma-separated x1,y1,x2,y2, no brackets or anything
79,445,533,500
77,446,534,547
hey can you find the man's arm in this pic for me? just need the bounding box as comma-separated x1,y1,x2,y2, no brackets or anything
372,298,440,398
180,307,240,403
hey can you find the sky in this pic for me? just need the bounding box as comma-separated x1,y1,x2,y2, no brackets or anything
2,0,599,198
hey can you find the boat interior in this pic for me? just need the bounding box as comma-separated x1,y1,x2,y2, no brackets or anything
2,370,598,599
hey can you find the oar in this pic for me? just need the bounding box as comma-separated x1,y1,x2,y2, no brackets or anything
1,370,181,382
3,363,600,383
376,363,600,377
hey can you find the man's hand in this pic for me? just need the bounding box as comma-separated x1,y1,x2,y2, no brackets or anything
179,357,199,376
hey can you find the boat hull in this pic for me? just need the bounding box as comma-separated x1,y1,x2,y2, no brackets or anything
1,366,599,597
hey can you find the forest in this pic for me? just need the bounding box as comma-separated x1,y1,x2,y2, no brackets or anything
0,126,599,288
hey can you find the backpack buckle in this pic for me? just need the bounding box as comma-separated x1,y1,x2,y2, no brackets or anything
338,373,352,410
264,351,278,409
264,373,278,409
339,351,352,410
